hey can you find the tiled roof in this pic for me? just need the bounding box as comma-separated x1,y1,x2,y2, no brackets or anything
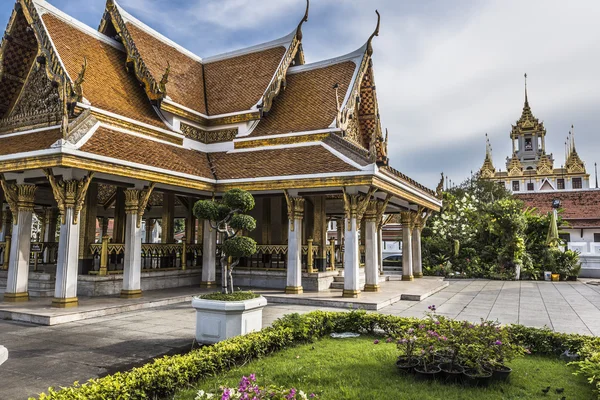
514,190,600,225
42,14,164,128
209,145,360,180
0,129,61,155
125,22,207,115
381,166,437,197
79,127,213,178
204,46,287,115
250,61,357,137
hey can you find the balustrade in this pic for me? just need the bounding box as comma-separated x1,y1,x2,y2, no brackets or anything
237,244,319,271
89,239,197,274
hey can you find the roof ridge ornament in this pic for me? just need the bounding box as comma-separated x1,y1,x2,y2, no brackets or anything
73,56,87,103
159,61,170,94
295,0,309,40
367,10,381,56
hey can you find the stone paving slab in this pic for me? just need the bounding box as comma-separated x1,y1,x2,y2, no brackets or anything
260,277,448,310
2,280,600,399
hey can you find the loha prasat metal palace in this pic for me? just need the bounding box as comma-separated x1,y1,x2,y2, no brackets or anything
0,0,441,307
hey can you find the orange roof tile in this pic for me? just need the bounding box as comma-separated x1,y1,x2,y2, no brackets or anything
79,127,213,178
0,129,62,155
125,22,207,115
515,191,600,226
204,46,286,115
250,61,356,137
42,14,164,128
209,145,359,180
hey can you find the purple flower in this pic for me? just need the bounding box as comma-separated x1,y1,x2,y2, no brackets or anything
408,328,414,334
373,339,380,344
386,337,393,343
310,394,316,398
250,373,256,381
434,321,441,325
495,340,502,345
222,388,231,400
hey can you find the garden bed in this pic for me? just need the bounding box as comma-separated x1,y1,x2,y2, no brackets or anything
33,311,600,400
175,336,594,400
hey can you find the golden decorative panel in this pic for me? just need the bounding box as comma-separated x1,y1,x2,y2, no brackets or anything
180,123,237,144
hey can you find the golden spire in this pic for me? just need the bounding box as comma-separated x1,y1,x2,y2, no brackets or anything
524,72,528,106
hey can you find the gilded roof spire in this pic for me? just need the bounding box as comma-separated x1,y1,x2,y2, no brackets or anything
524,72,528,106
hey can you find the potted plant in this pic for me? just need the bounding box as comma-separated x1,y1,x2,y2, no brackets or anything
413,329,442,380
437,326,464,383
191,189,265,344
396,330,419,373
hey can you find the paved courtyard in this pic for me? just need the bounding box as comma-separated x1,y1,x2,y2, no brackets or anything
1,280,599,399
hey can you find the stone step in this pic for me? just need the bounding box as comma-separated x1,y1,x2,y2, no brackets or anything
383,266,403,271
333,276,345,282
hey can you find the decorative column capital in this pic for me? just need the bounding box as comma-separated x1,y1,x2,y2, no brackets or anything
124,183,156,228
342,186,377,230
400,210,417,231
44,169,94,225
414,206,432,232
283,190,305,231
364,200,379,222
0,177,37,222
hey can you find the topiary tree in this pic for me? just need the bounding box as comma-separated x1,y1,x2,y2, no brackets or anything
193,189,257,294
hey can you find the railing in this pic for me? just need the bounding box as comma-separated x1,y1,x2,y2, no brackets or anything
237,242,321,272
89,237,200,275
326,240,366,270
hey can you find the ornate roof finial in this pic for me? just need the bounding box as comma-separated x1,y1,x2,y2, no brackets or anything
436,172,444,199
571,124,576,152
524,72,528,105
159,61,170,94
73,57,87,102
333,83,340,112
106,0,116,11
296,0,310,40
367,10,381,56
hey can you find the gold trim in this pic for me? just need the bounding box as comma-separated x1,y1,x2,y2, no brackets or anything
52,297,78,308
91,111,182,145
200,281,217,288
285,286,303,294
4,292,29,302
160,101,260,127
234,133,330,149
363,284,380,292
402,275,414,282
414,273,423,278
342,289,360,298
120,289,142,299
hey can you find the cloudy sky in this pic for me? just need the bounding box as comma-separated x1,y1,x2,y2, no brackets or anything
2,0,599,189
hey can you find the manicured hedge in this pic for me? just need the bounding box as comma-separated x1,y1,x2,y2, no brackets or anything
33,311,600,400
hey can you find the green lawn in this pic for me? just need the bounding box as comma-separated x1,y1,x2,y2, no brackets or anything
175,336,595,400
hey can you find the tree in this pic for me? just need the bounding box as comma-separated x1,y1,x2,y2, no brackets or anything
193,189,257,294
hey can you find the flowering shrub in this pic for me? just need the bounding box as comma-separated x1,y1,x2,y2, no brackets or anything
195,374,316,400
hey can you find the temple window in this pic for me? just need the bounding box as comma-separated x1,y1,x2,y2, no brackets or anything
559,233,571,243
572,177,582,189
512,181,520,191
557,179,565,190
527,182,534,191
594,233,600,243
524,138,533,151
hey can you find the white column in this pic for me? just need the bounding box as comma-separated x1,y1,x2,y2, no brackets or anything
285,197,304,294
401,212,415,281
121,211,142,298
43,208,57,264
343,216,361,297
201,220,216,288
364,205,379,292
120,186,154,298
377,225,383,276
54,207,81,307
4,184,36,302
412,224,423,278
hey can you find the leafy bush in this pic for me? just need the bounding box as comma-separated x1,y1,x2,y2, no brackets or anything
33,311,600,400
198,291,260,302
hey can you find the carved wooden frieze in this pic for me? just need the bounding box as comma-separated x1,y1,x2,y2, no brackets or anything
180,123,237,144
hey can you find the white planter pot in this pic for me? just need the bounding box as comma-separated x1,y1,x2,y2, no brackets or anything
191,296,267,344
0,345,7,366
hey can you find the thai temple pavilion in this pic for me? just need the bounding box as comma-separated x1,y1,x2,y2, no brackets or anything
480,74,590,192
0,0,441,308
